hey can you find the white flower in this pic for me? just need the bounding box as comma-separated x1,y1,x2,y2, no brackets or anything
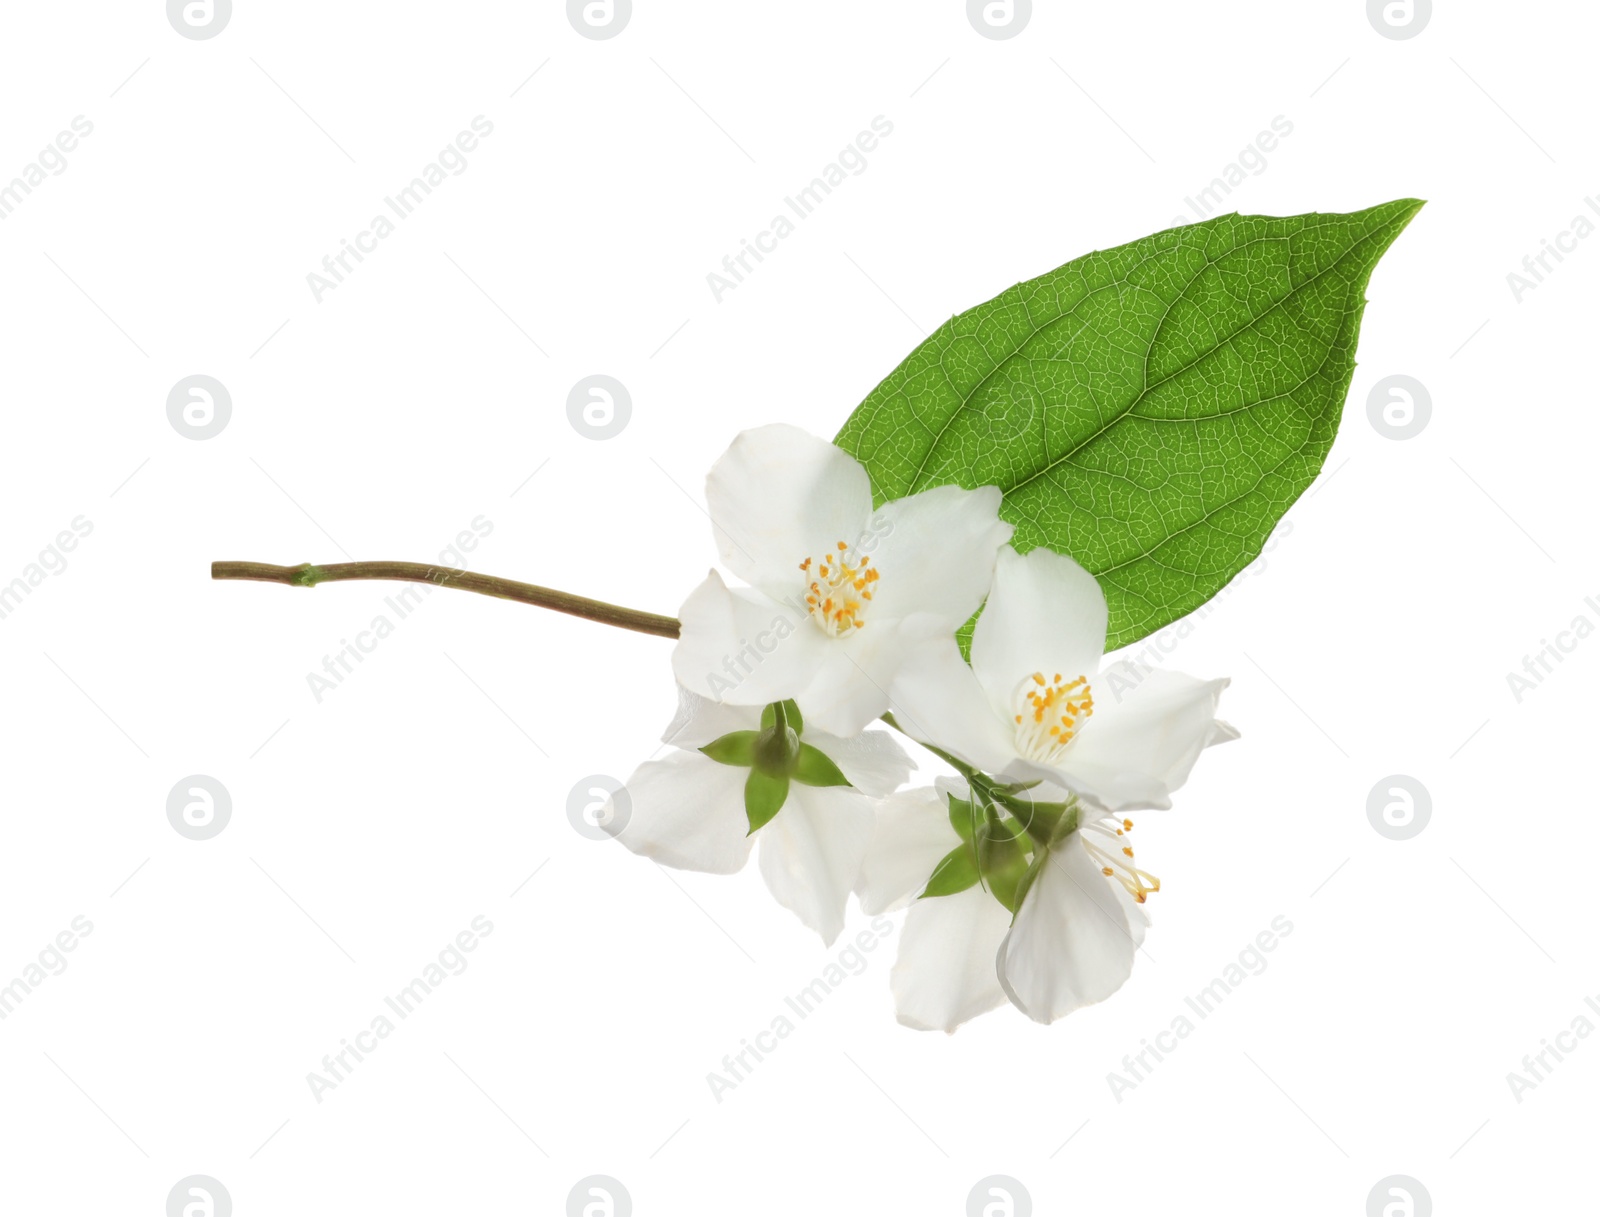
857,781,1161,1029
607,688,910,945
857,546,1236,1029
855,781,1014,1030
889,545,1237,811
672,424,1014,738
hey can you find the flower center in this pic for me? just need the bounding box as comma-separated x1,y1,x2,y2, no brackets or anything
799,541,879,638
1082,815,1160,904
1011,671,1094,764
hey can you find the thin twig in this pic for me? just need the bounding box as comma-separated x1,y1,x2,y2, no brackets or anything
211,560,680,639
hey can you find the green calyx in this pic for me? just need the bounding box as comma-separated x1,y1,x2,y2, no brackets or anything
1000,793,1084,915
699,731,759,767
921,839,981,899
921,784,1082,916
759,699,804,734
975,814,1030,913
924,793,1032,911
743,767,789,834
698,700,853,834
1000,791,1079,848
752,723,801,777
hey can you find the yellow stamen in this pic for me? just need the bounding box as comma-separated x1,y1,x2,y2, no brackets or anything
798,540,878,638
1082,813,1160,904
1011,671,1095,764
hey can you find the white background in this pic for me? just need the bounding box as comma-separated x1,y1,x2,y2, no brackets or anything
0,1,1592,1213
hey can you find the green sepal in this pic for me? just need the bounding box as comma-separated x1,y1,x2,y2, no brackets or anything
993,779,1042,796
920,841,982,899
744,767,790,834
976,816,1031,913
998,793,1078,846
792,744,851,788
1045,797,1084,847
752,700,805,780
760,700,804,734
1004,798,1087,920
753,728,799,777
699,730,760,767
947,794,978,843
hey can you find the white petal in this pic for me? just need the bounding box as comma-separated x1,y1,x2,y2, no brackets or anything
998,837,1139,1022
1119,880,1152,949
890,885,1013,1032
887,631,1020,774
855,787,962,914
757,784,876,945
674,573,942,738
611,752,755,874
672,570,830,707
804,727,911,797
705,424,873,600
971,546,1107,721
866,484,1013,625
786,624,909,737
662,683,911,795
1056,666,1231,811
662,685,760,748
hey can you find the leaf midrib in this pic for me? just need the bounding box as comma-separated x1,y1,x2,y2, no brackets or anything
900,263,1167,493
891,213,1395,501
1002,215,1396,496
894,228,1276,494
1016,321,1351,578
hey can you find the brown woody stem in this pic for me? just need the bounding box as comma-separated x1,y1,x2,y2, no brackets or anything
210,561,681,639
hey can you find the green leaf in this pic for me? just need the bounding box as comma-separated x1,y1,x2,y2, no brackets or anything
920,841,981,899
744,768,790,834
976,817,1030,913
836,201,1423,650
792,744,851,787
700,730,760,767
